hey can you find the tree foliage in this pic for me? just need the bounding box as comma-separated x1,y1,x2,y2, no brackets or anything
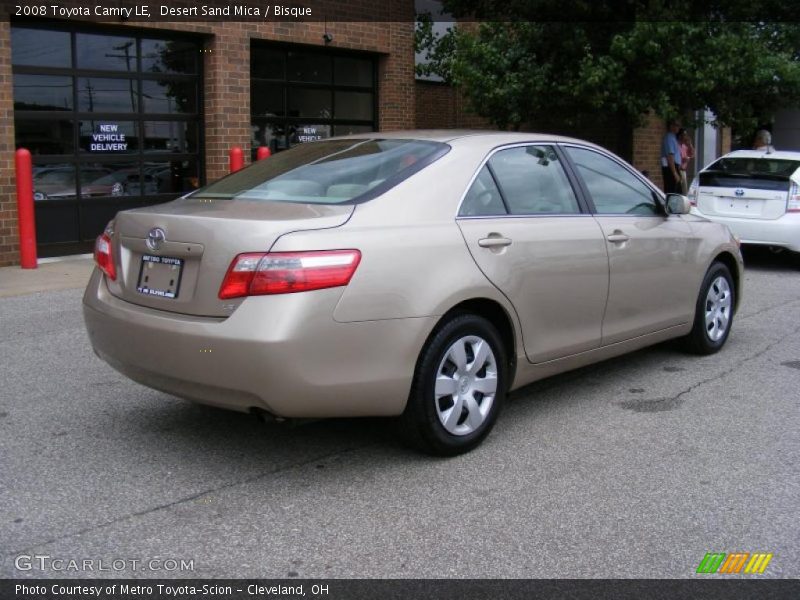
415,1,800,134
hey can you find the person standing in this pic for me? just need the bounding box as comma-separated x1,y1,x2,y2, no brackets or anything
661,119,682,194
677,128,695,194
752,129,775,152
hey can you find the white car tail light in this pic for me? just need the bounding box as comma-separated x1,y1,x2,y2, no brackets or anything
219,250,361,299
94,232,116,281
788,182,800,213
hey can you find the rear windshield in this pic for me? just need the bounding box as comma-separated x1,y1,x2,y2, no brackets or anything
190,139,449,203
700,157,799,191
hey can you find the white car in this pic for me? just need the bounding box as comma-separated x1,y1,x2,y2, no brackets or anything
689,150,800,252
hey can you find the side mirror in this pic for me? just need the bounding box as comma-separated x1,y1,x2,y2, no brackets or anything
665,193,691,215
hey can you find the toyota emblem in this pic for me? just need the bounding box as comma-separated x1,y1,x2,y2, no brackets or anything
735,189,745,197
146,227,166,251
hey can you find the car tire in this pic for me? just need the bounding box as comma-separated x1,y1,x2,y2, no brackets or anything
682,262,735,355
399,313,507,456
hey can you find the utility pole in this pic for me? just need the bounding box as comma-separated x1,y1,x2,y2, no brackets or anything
106,41,136,111
84,79,95,112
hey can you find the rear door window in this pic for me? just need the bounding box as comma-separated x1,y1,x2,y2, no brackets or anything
486,145,580,215
459,165,507,216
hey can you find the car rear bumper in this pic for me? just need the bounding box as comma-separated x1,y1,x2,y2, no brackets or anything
691,209,800,251
83,270,435,418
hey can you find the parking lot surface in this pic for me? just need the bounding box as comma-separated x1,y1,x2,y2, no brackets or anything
1,248,798,578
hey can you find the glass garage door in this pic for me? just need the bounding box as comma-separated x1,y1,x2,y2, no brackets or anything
12,25,204,256
251,43,377,160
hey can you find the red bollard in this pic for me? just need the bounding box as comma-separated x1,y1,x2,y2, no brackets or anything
229,146,244,173
15,148,37,269
256,146,272,161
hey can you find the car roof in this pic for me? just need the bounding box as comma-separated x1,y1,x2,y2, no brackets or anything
334,129,604,148
716,149,800,161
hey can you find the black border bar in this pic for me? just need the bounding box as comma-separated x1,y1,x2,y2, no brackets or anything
2,0,799,22
3,579,800,600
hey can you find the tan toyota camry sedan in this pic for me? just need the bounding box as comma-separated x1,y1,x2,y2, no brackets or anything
84,131,743,455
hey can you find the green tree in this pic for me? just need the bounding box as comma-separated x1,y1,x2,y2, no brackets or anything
416,1,800,135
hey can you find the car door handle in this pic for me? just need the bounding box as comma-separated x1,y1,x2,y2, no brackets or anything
478,236,513,248
606,232,630,243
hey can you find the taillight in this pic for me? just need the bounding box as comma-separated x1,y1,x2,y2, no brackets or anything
219,250,361,299
94,232,116,281
787,182,800,213
94,219,117,281
688,176,699,206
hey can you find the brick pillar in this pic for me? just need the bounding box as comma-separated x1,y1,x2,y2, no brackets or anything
0,21,18,267
203,25,251,182
632,112,666,190
378,17,415,131
719,127,732,154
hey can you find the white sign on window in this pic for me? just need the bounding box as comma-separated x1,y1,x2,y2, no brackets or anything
296,125,328,143
90,123,127,152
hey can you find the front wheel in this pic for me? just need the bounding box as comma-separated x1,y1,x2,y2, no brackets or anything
682,262,735,355
399,314,508,456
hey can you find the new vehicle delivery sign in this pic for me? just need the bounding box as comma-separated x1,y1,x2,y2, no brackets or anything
90,123,127,152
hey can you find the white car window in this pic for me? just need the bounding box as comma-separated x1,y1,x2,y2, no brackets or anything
702,157,799,191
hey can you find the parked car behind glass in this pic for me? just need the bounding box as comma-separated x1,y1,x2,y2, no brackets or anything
33,166,110,200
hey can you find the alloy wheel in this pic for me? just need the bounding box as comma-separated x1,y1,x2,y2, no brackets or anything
434,335,498,436
705,275,732,342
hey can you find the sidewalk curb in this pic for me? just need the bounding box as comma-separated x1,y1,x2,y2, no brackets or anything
0,256,95,298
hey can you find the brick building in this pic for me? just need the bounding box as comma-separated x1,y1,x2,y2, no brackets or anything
0,6,729,267
0,4,416,265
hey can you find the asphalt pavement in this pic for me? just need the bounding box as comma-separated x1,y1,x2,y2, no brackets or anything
0,248,798,578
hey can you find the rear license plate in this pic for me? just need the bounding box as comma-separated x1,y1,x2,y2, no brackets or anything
721,197,763,215
137,255,183,299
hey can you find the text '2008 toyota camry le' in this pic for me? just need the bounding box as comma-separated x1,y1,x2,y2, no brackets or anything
83,131,743,455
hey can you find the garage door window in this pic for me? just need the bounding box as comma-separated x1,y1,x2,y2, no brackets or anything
12,25,203,254
251,44,377,159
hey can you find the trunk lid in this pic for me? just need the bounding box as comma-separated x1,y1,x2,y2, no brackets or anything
696,171,791,221
106,198,354,317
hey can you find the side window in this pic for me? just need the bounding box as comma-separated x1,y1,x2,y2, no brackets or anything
488,145,580,215
459,165,507,216
565,146,660,215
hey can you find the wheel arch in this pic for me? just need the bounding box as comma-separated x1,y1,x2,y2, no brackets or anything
400,298,516,454
710,251,742,312
429,297,519,387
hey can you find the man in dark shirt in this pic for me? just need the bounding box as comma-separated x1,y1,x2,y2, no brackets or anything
660,119,682,194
